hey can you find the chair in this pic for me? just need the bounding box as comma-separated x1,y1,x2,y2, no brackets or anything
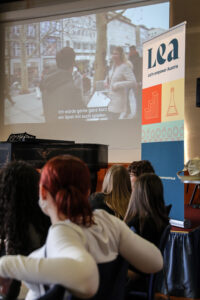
35,255,129,300
126,224,171,300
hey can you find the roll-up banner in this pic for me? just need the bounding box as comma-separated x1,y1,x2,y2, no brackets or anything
142,22,186,227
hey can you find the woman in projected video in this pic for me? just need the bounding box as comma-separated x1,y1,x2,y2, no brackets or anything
106,46,137,119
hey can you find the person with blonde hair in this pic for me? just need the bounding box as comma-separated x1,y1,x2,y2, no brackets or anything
89,164,131,219
106,46,136,119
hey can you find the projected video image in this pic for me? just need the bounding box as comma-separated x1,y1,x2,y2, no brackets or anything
4,3,169,124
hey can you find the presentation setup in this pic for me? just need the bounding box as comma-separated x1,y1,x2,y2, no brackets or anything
1,2,169,156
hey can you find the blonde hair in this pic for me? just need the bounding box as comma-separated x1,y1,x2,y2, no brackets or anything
102,165,132,218
114,46,126,63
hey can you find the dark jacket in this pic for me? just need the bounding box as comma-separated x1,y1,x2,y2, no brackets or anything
89,192,115,216
129,53,142,84
40,69,83,122
128,216,169,247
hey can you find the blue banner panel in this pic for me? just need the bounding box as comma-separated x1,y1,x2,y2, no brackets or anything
142,141,184,221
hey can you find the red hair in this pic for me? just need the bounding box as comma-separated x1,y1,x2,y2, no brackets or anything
40,155,93,226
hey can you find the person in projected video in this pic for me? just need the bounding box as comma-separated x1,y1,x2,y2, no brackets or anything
128,45,142,117
40,47,83,122
106,46,137,119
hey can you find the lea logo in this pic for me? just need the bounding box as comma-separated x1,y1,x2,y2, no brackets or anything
148,38,179,69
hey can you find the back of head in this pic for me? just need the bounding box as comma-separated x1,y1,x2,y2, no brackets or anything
130,45,136,51
40,155,93,226
102,165,131,218
128,160,155,177
0,161,49,255
125,173,168,230
56,47,75,70
129,45,138,56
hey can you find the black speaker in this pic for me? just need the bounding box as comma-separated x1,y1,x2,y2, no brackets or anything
196,78,200,107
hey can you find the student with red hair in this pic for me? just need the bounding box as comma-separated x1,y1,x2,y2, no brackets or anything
0,155,163,300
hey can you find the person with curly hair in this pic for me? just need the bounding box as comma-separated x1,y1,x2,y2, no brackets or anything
127,160,172,215
0,155,163,300
0,160,50,299
127,160,155,190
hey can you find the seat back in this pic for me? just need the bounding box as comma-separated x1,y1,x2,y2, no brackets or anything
35,255,128,300
148,224,171,300
70,255,128,300
127,224,171,300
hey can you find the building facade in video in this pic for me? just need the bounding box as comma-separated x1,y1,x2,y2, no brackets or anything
4,5,169,124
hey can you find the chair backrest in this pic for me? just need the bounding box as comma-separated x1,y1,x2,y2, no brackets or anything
127,224,171,300
158,224,171,253
35,255,128,300
148,224,171,300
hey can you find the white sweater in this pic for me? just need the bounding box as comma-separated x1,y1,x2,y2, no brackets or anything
108,63,136,113
0,210,163,299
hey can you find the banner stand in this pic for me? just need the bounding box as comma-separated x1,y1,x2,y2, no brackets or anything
142,22,187,227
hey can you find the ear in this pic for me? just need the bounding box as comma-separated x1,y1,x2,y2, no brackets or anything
40,185,48,200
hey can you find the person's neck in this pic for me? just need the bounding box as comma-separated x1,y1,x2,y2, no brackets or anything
50,211,67,225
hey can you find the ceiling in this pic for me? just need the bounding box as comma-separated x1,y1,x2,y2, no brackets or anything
0,0,166,14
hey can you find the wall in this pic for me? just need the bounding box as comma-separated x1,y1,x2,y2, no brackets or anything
170,0,200,162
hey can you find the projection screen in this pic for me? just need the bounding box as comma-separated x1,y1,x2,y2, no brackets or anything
0,0,169,162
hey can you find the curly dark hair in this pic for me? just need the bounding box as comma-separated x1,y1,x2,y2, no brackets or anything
127,160,155,177
0,161,50,256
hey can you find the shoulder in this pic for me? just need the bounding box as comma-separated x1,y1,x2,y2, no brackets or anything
93,209,117,223
46,221,87,258
89,193,115,215
92,210,129,235
118,63,134,79
81,210,131,263
89,192,104,208
41,69,71,91
120,62,133,71
89,192,104,201
126,60,133,69
49,221,85,239
48,221,86,246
